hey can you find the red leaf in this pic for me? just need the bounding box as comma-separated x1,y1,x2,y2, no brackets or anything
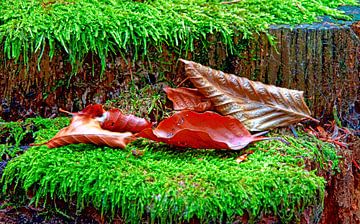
137,110,268,150
101,108,152,133
164,86,213,112
44,115,135,148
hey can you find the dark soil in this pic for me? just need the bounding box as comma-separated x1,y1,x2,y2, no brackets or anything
0,205,108,224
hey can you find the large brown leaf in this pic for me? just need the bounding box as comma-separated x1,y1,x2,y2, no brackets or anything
101,108,152,133
164,86,213,112
137,110,268,150
180,59,317,131
44,115,135,148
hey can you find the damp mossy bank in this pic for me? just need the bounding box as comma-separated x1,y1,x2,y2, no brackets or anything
1,117,340,223
0,0,358,73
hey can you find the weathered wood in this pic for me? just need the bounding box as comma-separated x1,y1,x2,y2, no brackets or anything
235,23,359,128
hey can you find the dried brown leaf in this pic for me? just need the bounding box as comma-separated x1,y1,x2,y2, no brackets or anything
164,86,213,112
180,59,317,131
44,116,135,148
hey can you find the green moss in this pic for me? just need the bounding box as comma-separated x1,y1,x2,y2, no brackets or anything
0,0,357,74
1,117,340,222
104,79,169,121
28,117,70,142
0,117,70,159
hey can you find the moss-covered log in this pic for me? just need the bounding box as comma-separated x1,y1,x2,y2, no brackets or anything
0,117,359,223
1,2,360,221
0,0,359,129
0,117,345,223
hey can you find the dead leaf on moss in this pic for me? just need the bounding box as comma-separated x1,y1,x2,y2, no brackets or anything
180,59,318,131
43,115,135,149
137,110,268,150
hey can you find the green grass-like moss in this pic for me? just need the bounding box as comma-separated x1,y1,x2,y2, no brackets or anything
0,0,357,73
1,117,340,222
0,117,70,159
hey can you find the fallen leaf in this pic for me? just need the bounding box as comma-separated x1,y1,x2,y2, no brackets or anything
180,59,318,131
137,110,268,150
43,115,135,148
235,154,248,163
305,123,351,148
101,108,152,133
164,86,213,112
60,105,152,133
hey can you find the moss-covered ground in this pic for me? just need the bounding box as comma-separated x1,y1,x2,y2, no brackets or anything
0,0,355,222
0,117,341,223
0,0,358,74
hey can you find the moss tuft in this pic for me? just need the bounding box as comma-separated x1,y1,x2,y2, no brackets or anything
1,117,340,222
0,0,357,74
0,117,70,159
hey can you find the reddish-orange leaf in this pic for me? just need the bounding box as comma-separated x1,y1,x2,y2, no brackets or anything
44,115,135,148
164,86,213,112
101,108,152,133
137,110,268,150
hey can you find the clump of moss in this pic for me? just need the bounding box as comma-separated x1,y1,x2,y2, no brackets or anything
0,0,357,74
104,79,170,122
1,117,340,223
0,117,69,159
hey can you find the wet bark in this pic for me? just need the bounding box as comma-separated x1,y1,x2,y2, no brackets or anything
232,23,360,131
320,138,360,224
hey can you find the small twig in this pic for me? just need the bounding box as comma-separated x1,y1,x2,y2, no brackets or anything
221,0,242,4
295,2,305,13
289,125,298,138
252,131,290,145
176,77,190,88
353,159,360,170
271,137,291,145
59,108,74,116
309,117,320,123
41,1,75,8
